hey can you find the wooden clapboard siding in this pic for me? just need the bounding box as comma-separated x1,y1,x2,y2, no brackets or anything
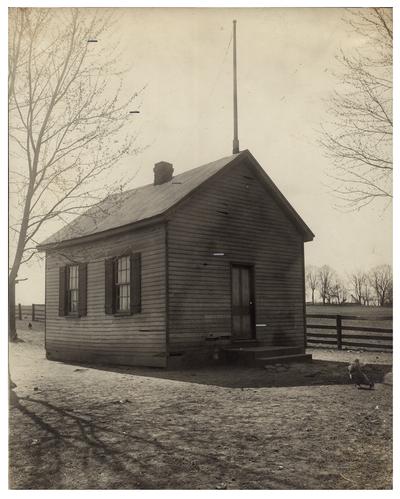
167,158,305,357
45,224,167,367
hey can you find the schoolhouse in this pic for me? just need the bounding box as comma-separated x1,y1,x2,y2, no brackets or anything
38,149,314,368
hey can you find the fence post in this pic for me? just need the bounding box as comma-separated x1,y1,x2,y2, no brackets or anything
18,303,22,320
336,315,342,350
32,303,35,322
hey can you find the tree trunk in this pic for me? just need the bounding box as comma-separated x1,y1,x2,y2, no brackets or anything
9,279,18,342
311,289,315,305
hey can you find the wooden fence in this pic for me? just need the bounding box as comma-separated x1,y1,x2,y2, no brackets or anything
306,314,393,351
14,306,394,347
15,303,45,323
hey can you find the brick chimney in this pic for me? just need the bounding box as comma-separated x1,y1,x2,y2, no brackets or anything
153,161,174,185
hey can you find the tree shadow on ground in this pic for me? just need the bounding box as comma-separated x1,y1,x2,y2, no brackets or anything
64,359,392,389
10,392,170,489
9,392,301,490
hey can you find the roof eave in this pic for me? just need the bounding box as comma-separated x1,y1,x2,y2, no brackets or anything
303,231,315,243
37,213,166,252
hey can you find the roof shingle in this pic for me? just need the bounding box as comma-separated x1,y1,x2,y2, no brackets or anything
39,149,314,247
39,152,240,247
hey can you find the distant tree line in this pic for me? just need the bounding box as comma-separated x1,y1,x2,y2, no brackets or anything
305,264,392,307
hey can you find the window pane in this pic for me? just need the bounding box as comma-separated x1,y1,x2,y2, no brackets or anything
69,265,79,290
118,284,130,311
117,257,130,284
70,289,78,312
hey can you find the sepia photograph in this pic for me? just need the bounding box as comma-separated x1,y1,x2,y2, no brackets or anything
5,0,394,492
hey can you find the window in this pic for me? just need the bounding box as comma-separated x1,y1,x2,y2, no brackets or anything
68,265,79,313
58,263,87,317
105,253,141,315
116,256,130,312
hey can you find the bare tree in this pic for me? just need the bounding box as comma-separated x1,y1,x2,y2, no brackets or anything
305,265,319,304
9,8,144,340
329,276,348,305
369,264,392,306
386,277,393,306
317,265,335,305
361,279,373,306
320,8,392,209
350,270,367,304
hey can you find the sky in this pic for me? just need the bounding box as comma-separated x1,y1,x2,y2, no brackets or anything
9,6,392,304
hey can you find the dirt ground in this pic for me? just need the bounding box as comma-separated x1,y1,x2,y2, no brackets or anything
9,325,392,490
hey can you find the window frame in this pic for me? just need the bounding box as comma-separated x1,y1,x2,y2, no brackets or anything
67,264,79,316
105,253,141,316
114,255,131,314
59,262,87,318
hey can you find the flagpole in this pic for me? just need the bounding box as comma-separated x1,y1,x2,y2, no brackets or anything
232,20,240,154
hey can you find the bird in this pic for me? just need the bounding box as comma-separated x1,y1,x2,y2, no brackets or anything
348,359,374,389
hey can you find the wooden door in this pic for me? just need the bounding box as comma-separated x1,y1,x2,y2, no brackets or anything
231,264,255,340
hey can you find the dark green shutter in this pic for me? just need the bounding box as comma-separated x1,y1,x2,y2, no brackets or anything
105,258,115,314
78,263,88,317
131,253,141,314
58,266,67,316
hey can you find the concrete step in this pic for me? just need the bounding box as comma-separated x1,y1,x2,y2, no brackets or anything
230,340,259,347
256,353,313,367
225,345,303,354
222,345,306,365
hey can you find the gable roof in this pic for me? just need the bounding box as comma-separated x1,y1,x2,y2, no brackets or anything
38,149,314,249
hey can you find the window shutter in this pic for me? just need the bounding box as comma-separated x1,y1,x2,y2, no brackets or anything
131,253,142,314
58,266,67,316
78,263,88,317
105,258,115,314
